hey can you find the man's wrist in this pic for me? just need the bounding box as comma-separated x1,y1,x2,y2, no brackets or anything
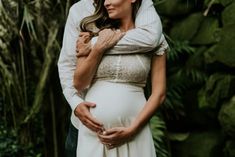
93,45,105,54
74,102,83,117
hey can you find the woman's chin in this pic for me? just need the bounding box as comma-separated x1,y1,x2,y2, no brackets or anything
108,14,118,19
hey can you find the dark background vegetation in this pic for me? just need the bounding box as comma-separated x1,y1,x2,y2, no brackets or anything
0,0,235,157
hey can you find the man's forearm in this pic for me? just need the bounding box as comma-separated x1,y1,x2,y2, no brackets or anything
57,2,86,111
107,3,163,54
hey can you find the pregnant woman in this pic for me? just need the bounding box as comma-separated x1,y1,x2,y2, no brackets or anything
73,0,168,156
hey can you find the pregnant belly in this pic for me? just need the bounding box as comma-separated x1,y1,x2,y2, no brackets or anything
85,81,146,128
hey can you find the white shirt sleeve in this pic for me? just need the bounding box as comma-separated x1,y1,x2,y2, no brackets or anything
57,4,85,112
107,0,163,54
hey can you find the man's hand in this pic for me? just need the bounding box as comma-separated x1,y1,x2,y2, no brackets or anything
74,102,104,133
76,32,92,57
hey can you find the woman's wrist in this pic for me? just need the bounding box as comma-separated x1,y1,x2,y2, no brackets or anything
128,123,140,138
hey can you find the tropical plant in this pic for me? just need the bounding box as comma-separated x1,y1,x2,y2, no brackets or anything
148,35,207,157
150,113,171,157
163,35,207,119
0,0,72,156
0,0,209,156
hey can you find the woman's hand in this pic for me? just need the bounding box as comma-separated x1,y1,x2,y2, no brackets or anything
97,126,135,149
74,102,104,133
76,32,92,57
94,29,125,53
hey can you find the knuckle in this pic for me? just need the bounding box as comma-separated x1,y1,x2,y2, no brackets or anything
84,119,88,123
81,120,86,125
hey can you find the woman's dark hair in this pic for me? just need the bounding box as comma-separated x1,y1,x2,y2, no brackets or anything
80,0,142,36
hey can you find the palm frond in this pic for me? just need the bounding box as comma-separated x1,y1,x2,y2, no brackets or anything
150,114,171,157
23,24,59,123
166,36,195,62
20,5,37,39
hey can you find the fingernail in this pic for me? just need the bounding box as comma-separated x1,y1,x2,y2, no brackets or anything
103,131,106,135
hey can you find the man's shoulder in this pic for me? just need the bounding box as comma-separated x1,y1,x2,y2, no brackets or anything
70,0,93,11
69,1,84,12
68,0,88,21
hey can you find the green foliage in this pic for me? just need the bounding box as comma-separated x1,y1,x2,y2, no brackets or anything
150,114,171,157
0,0,70,155
1,0,227,156
152,0,235,156
0,122,43,157
166,36,195,62
141,33,206,157
148,35,207,157
198,73,235,109
162,36,206,119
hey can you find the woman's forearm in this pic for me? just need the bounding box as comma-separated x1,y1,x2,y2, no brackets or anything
73,47,103,92
74,29,125,92
130,92,165,135
130,54,166,136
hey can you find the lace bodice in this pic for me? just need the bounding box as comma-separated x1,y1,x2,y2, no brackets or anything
93,54,152,87
91,36,168,87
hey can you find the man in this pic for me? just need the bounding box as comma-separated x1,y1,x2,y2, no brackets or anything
58,0,167,156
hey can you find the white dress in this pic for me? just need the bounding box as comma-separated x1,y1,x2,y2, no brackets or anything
76,37,168,157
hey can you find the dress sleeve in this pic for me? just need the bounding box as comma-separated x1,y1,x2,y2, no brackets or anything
154,34,170,55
